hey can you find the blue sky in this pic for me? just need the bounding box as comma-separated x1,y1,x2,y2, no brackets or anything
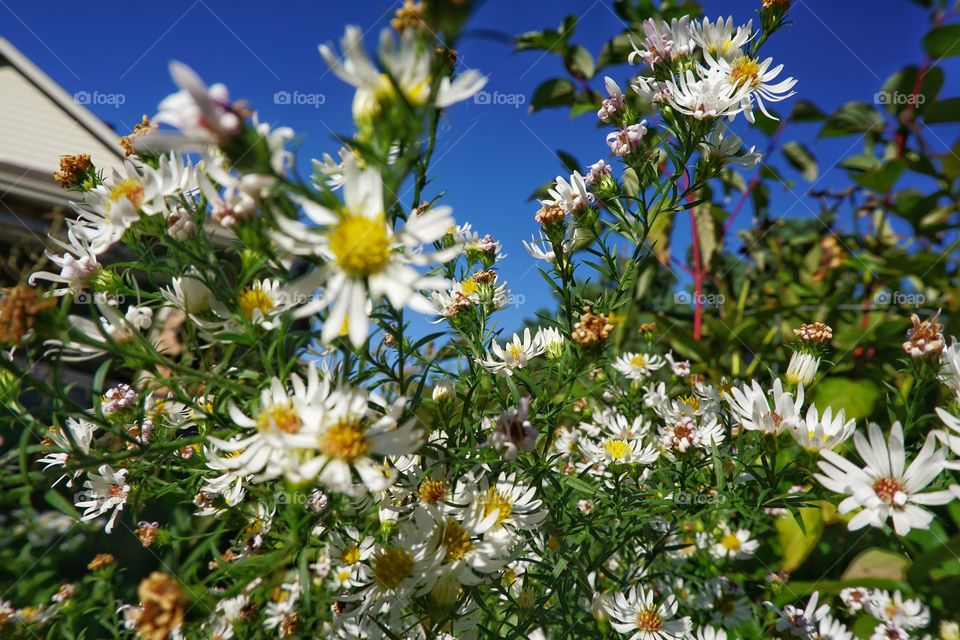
3,0,958,331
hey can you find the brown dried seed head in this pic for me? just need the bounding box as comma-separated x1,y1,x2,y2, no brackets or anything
135,572,186,640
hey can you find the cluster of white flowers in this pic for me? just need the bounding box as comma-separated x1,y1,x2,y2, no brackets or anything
15,5,960,640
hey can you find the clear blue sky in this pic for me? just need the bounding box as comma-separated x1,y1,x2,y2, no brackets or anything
3,0,958,331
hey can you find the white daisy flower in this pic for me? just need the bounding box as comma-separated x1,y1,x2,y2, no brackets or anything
691,17,753,62
208,365,329,482
658,416,725,456
44,298,142,362
628,17,695,68
37,418,97,487
788,403,856,452
866,590,930,631
146,61,243,149
613,352,666,380
272,157,460,346
606,122,648,157
666,66,749,121
725,378,803,435
543,171,594,216
477,328,545,376
764,591,830,637
319,25,487,123
604,584,692,639
839,587,871,613
460,470,546,538
582,436,660,468
700,122,762,167
160,269,224,315
287,386,423,493
710,525,758,560
815,422,953,535
75,464,130,534
29,229,100,295
704,50,797,122
353,523,441,613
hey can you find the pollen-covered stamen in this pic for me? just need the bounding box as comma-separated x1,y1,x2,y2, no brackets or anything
257,402,302,434
730,56,762,88
319,418,370,461
873,477,905,505
341,545,361,565
326,213,392,278
371,547,415,589
635,607,663,631
238,286,274,320
418,478,448,504
108,178,145,209
721,532,741,551
604,438,632,461
479,487,513,527
439,520,474,563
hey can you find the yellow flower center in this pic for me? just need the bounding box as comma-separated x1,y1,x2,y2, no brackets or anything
721,532,742,551
480,487,513,527
320,418,369,461
630,354,647,368
680,394,700,411
326,213,392,277
238,285,274,320
730,56,762,88
372,547,415,589
439,520,474,563
505,342,526,365
635,608,663,631
342,545,361,565
257,403,301,434
460,277,480,297
108,178,144,209
604,438,632,461
418,478,448,504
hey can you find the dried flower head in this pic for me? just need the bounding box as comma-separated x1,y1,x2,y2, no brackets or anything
638,321,657,335
87,553,115,571
52,154,93,189
903,310,945,358
473,269,498,285
136,521,160,547
0,285,56,345
119,116,156,157
135,572,185,640
793,322,833,346
535,203,566,227
391,0,427,33
572,306,614,346
53,583,75,603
